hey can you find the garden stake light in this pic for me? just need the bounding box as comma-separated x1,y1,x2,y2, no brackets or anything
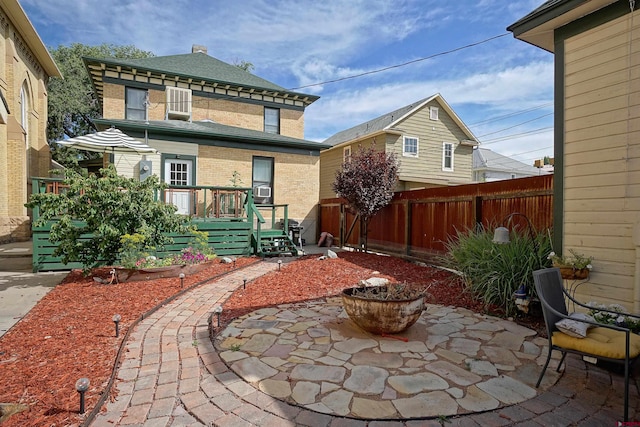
213,306,223,327
75,377,90,414
278,259,282,271
243,277,247,289
179,273,185,288
112,314,121,337
233,258,236,269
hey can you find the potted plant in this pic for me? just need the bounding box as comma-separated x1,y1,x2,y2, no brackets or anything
547,249,593,280
341,281,431,334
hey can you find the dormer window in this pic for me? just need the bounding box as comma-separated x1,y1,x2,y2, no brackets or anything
166,87,192,120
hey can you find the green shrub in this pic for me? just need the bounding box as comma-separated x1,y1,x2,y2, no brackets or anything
442,226,552,316
27,165,188,273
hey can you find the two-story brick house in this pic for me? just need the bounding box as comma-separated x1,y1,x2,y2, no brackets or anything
85,45,329,243
0,0,61,243
319,94,478,200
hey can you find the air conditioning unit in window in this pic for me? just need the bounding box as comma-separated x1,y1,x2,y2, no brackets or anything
166,87,192,120
254,186,271,198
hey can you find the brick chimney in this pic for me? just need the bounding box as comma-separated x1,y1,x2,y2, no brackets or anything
192,44,207,54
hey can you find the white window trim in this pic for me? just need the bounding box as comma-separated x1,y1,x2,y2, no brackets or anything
430,106,439,121
403,136,419,157
343,146,352,162
442,142,454,171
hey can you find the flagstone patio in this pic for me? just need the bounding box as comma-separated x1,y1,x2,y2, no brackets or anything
216,298,561,420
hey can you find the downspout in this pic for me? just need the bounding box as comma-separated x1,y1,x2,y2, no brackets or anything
633,220,640,312
627,0,639,311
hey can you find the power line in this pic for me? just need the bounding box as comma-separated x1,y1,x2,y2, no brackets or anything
475,113,552,138
288,33,510,90
469,102,553,126
480,126,553,145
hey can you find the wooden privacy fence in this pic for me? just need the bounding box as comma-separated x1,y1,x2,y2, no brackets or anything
318,174,554,261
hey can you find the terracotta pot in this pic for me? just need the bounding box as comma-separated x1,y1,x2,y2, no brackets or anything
341,286,425,334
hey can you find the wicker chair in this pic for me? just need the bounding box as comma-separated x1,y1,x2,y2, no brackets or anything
533,267,640,421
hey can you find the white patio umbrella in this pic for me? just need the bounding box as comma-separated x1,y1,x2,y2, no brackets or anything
56,127,157,154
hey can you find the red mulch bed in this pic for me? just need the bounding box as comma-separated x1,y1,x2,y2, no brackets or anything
0,252,543,427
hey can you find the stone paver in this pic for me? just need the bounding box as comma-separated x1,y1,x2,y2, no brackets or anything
89,259,640,426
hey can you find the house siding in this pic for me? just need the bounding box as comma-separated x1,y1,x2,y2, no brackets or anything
391,100,474,184
318,137,386,200
563,9,640,307
319,98,475,199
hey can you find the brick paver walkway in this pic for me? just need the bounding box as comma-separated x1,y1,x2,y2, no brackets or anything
90,260,639,426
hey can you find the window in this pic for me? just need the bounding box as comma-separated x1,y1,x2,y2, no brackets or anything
126,87,147,120
166,87,192,119
264,107,280,134
252,156,274,204
403,136,418,157
343,146,352,162
430,106,439,121
165,159,191,186
442,142,454,171
20,84,28,131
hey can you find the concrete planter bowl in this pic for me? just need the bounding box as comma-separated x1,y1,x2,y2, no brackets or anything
341,285,426,334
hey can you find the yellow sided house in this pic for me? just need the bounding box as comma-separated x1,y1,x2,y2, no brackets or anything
82,45,329,250
0,0,61,243
319,94,478,200
509,1,640,309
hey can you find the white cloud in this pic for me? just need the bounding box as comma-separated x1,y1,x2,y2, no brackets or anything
305,60,553,139
22,0,554,162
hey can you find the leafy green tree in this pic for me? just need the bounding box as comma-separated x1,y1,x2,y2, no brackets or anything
233,59,255,72
332,144,399,252
26,165,188,272
47,43,154,168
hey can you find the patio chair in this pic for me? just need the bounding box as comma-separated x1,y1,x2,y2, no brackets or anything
533,268,640,422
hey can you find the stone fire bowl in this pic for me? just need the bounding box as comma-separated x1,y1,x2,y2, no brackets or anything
341,286,425,335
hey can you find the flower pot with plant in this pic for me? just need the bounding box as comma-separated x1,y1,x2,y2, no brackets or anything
547,249,593,280
341,281,431,334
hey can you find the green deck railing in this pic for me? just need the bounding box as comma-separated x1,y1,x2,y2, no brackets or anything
30,177,293,271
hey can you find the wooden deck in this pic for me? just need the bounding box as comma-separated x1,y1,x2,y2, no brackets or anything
30,179,298,272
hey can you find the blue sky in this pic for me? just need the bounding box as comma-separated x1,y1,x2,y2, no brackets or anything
22,0,553,165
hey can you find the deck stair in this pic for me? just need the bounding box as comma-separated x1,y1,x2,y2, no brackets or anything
254,229,298,257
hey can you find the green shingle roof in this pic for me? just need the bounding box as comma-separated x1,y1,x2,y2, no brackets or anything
94,118,331,153
110,52,286,91
84,52,319,102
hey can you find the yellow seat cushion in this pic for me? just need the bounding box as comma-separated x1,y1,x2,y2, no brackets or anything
552,327,640,359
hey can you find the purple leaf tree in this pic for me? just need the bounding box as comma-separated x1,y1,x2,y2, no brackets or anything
332,143,399,252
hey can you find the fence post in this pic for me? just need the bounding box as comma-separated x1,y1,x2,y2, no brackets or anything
405,200,411,257
474,196,483,231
